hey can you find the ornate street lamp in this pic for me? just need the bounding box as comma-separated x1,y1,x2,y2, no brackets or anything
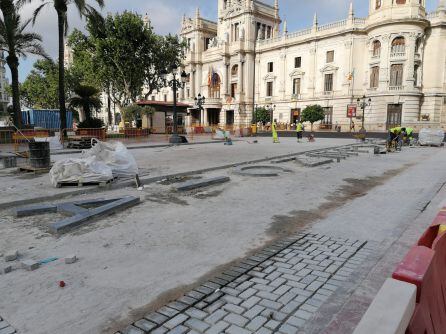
194,93,206,125
266,104,276,124
161,64,188,144
357,95,372,130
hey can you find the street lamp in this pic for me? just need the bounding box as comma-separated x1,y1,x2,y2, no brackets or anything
161,64,188,144
194,93,205,125
266,104,276,124
357,95,372,130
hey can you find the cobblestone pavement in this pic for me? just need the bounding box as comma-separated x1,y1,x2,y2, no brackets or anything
117,233,372,334
0,316,16,334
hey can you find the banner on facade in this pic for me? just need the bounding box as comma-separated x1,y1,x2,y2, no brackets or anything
347,104,357,118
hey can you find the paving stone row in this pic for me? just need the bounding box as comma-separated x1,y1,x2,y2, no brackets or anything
117,233,370,334
0,316,16,334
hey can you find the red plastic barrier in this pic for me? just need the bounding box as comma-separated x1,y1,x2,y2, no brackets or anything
392,211,446,334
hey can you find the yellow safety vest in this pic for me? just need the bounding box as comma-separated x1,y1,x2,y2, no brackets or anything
296,123,303,132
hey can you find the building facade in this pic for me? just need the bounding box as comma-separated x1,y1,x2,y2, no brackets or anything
151,0,446,132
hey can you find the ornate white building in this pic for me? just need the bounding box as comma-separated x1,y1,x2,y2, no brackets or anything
151,0,446,132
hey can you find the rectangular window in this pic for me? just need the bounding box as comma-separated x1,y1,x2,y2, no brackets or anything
187,88,190,98
151,95,155,101
266,81,273,97
324,74,333,92
164,94,167,102
294,57,302,68
370,66,380,88
390,64,404,87
326,50,334,63
293,78,301,95
267,62,274,73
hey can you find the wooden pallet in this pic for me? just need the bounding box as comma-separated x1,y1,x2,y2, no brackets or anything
19,165,51,174
56,178,117,188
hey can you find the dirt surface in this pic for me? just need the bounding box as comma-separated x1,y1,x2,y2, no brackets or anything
0,144,444,334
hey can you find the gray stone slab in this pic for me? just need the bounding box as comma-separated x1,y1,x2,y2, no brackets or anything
4,251,18,262
14,204,57,217
50,196,140,233
175,176,230,191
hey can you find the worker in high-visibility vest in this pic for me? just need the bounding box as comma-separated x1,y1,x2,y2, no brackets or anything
296,121,304,142
405,127,414,144
388,126,404,148
272,119,279,143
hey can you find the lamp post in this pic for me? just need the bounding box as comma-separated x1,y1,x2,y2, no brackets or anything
357,95,372,130
194,93,205,125
161,64,188,144
266,104,276,125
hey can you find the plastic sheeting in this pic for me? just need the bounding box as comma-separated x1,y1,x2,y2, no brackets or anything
49,157,113,187
418,128,444,146
49,140,138,187
82,140,138,178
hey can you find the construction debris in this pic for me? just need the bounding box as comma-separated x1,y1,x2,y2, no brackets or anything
175,176,230,191
21,260,40,271
4,251,18,262
65,255,78,264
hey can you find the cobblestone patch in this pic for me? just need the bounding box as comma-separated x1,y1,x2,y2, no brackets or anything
117,233,368,334
0,316,16,334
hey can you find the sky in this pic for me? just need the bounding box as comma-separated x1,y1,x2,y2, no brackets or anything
15,0,439,80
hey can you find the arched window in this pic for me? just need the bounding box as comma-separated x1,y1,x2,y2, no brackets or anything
231,64,239,77
372,40,381,57
391,37,406,54
376,0,382,9
208,72,221,98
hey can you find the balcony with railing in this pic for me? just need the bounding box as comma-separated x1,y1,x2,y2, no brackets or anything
390,45,406,58
389,85,405,91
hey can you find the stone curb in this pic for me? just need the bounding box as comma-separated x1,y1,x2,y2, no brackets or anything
175,176,230,191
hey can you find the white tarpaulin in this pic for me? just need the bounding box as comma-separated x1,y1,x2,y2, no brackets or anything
418,128,444,146
82,140,138,178
49,157,113,187
49,140,138,187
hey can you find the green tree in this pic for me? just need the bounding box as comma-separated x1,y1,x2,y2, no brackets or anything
0,0,47,128
23,0,104,132
84,12,185,106
254,107,271,124
86,11,156,107
68,85,102,121
20,59,76,109
301,105,325,132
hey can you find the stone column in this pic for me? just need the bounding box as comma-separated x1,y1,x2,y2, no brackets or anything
196,64,203,96
204,108,209,126
191,66,196,98
379,34,391,91
279,51,286,100
405,33,417,90
308,46,317,97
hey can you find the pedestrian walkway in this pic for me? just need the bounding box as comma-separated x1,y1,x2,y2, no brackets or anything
118,233,373,334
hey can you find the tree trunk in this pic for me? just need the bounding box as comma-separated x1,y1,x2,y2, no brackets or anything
7,56,22,129
107,88,112,125
57,10,67,133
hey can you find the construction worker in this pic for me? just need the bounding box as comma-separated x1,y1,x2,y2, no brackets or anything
405,127,415,144
387,126,404,150
272,119,279,143
296,120,304,142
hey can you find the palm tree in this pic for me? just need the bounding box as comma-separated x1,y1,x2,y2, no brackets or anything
68,84,101,121
22,0,104,132
0,0,47,128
